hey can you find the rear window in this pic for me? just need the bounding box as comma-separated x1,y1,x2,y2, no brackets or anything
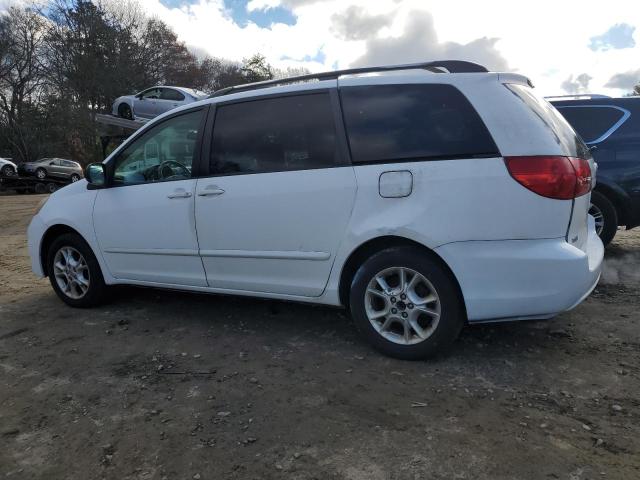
506,84,590,158
340,84,499,164
555,106,627,144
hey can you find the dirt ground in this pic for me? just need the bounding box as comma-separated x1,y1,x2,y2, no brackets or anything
1,193,639,480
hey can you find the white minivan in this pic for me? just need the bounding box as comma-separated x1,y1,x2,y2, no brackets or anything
28,61,604,359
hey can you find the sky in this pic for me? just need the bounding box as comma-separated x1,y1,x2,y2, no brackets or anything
5,0,639,96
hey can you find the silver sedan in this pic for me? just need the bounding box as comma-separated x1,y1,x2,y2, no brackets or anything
112,86,208,121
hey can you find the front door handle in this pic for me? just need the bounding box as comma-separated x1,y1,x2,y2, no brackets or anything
198,186,225,197
168,190,192,199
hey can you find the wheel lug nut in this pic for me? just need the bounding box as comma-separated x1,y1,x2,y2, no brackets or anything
391,308,397,314
408,304,414,309
400,294,406,300
390,297,396,303
401,312,408,318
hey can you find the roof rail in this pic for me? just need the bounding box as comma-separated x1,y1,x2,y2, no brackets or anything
210,60,489,98
545,94,611,100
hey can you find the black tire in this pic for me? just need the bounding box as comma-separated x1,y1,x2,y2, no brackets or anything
47,233,109,308
16,188,27,194
590,191,618,247
349,246,464,360
46,182,57,193
35,167,47,180
1,164,15,176
118,103,133,120
34,182,47,194
70,174,81,182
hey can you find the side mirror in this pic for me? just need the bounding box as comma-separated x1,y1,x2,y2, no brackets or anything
85,163,106,189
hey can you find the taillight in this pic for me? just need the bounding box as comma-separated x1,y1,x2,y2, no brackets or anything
504,156,591,200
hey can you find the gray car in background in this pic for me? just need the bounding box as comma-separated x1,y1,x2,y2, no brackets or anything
18,158,83,181
112,86,208,121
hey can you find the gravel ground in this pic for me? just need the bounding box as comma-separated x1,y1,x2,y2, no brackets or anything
1,193,639,480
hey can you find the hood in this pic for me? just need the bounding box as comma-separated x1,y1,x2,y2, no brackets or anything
0,158,16,167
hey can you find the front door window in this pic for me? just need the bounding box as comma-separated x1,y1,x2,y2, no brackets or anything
112,110,204,185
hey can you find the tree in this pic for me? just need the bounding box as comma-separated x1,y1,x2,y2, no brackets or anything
0,7,48,162
241,54,273,83
0,1,283,164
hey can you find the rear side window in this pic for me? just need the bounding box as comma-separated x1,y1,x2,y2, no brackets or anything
555,106,627,144
161,89,186,102
340,84,499,164
506,84,590,159
210,93,342,175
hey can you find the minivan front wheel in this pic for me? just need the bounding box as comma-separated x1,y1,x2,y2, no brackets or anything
47,233,108,307
349,247,464,360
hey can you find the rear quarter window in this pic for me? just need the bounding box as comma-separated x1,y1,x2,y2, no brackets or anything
554,105,628,144
506,84,590,159
340,84,499,164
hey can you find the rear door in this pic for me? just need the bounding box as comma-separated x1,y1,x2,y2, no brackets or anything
158,88,186,115
48,159,63,177
194,89,357,296
58,160,75,178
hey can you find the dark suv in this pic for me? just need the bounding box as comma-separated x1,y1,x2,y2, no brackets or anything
551,95,640,246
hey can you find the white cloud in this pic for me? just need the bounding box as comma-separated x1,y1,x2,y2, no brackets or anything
131,0,639,96
605,69,640,90
561,73,593,94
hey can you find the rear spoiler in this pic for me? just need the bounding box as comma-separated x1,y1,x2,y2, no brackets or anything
498,73,534,88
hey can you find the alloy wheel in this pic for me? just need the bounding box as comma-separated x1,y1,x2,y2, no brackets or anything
364,267,441,345
53,246,90,299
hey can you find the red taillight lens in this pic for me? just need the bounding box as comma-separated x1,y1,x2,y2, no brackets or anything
504,156,592,200
568,157,592,197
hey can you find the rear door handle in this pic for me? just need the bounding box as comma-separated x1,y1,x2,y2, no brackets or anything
198,186,225,197
168,190,192,199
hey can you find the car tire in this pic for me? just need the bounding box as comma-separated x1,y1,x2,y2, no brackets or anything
118,103,133,120
1,165,15,176
70,174,80,182
47,233,109,308
349,246,465,360
46,182,57,193
35,168,47,180
589,191,618,247
34,183,47,194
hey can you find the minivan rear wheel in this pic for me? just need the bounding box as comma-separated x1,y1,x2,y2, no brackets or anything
589,191,618,247
47,233,108,307
349,246,464,360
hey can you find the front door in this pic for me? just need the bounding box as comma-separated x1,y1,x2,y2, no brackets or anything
134,88,161,119
195,91,356,296
93,108,208,286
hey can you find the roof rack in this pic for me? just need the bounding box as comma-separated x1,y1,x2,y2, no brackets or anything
210,60,489,98
545,94,611,100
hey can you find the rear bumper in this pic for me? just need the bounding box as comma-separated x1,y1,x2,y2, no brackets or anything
434,224,604,323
